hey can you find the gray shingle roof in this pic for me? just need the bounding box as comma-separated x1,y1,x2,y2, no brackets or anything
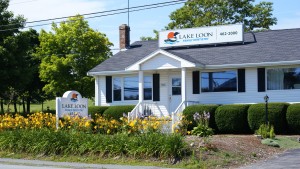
89,28,300,73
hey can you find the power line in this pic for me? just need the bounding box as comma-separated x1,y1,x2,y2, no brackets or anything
1,0,186,29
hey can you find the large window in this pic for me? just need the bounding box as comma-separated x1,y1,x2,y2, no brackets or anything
201,71,237,92
144,76,152,100
267,67,300,90
124,76,139,100
113,76,153,101
113,77,121,101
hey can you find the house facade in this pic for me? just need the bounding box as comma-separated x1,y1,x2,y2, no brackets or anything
88,24,300,118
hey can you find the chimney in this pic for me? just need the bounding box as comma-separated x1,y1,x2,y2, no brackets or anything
119,24,130,50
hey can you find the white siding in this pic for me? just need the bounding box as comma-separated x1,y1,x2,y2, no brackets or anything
99,76,108,106
95,67,300,116
141,54,181,70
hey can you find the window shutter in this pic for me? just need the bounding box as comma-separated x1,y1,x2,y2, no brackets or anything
193,71,200,94
153,74,160,101
106,76,112,103
257,68,266,92
238,69,246,92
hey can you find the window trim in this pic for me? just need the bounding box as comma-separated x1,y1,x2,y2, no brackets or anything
200,70,238,93
111,75,153,102
266,66,300,91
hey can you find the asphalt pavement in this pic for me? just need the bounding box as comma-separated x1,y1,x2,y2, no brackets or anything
239,148,300,169
0,158,177,169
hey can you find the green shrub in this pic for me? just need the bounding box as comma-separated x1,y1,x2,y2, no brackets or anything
103,105,135,120
215,104,250,134
261,138,280,147
182,104,219,131
89,106,109,119
286,103,300,134
256,124,275,139
0,129,188,159
248,103,289,134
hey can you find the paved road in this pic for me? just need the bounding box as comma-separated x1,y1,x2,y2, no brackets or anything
0,158,176,169
239,149,300,169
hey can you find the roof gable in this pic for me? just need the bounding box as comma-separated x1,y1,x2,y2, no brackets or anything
126,50,198,71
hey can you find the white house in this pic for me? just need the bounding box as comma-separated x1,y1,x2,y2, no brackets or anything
88,24,300,119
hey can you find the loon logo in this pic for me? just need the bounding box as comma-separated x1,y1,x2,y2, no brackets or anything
70,93,78,102
164,32,180,44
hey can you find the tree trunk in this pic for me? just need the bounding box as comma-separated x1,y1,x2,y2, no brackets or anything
13,98,17,113
22,98,26,113
0,99,4,113
26,97,31,113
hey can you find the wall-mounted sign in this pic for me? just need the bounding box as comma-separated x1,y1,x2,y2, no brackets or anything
56,91,88,117
159,24,244,48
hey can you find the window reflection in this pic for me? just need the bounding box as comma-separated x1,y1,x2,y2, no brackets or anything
113,77,121,101
124,77,139,100
144,76,152,100
172,78,181,95
267,68,300,90
201,71,237,92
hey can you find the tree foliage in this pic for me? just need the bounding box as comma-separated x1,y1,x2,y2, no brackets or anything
36,15,112,98
140,30,159,41
166,0,277,32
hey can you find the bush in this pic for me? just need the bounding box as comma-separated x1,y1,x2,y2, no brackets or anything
286,103,300,134
248,103,289,134
103,105,135,120
89,106,109,119
182,104,219,131
256,124,275,139
215,104,250,134
0,129,188,159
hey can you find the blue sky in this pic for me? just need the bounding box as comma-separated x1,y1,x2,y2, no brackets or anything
8,0,300,51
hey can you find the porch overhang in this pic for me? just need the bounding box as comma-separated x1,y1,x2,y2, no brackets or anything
125,49,203,71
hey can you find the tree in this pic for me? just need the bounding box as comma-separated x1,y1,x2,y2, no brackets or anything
140,30,159,41
0,0,27,113
166,0,277,32
36,15,112,98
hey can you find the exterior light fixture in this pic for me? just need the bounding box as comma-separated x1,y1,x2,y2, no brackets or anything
264,94,269,124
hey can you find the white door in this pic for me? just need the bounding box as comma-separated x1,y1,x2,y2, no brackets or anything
169,76,182,114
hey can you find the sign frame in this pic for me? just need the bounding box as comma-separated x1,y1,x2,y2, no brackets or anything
158,24,244,48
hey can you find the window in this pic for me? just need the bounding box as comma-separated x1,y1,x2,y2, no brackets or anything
124,76,139,100
144,76,152,100
201,71,237,92
114,76,153,101
113,77,121,101
172,78,181,95
267,67,300,90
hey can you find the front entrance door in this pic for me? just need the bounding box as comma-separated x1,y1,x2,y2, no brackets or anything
169,76,182,114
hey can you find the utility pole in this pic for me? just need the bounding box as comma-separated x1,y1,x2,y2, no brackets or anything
128,0,130,26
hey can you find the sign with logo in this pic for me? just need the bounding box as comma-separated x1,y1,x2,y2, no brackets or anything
56,91,88,118
159,24,244,48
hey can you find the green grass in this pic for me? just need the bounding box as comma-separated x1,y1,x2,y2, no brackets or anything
4,99,95,113
274,136,300,149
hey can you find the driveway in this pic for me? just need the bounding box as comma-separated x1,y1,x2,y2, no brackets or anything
0,158,177,169
239,149,300,169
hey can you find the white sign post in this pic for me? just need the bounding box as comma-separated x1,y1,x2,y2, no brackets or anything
56,90,88,129
159,24,244,48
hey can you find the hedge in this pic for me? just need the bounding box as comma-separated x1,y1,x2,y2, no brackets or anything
182,104,219,131
89,106,109,119
286,103,300,134
103,105,135,120
248,103,289,134
215,104,250,134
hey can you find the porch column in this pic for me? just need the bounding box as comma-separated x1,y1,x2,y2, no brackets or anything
139,70,144,103
181,67,186,105
95,76,99,106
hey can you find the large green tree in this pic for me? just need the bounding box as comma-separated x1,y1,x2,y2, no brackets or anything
36,15,112,98
166,0,277,31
